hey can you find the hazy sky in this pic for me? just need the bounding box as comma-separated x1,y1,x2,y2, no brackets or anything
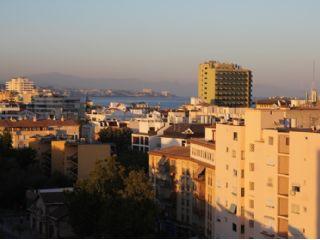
1,0,320,93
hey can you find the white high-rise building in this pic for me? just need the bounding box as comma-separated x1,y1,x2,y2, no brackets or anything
6,77,35,94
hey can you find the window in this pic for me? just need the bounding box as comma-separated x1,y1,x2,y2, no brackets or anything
226,147,229,152
232,150,236,158
292,185,300,193
249,220,254,228
267,178,273,187
241,188,245,197
249,199,254,209
249,182,255,191
285,137,290,145
241,207,245,217
226,164,229,170
241,151,245,160
232,223,237,232
233,169,237,176
208,176,212,186
241,170,244,178
241,225,245,234
249,163,255,171
233,132,238,141
249,144,255,152
268,136,274,145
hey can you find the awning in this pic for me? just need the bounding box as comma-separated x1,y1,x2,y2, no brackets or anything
197,167,205,178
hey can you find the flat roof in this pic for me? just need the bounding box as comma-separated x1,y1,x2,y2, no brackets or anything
149,146,215,169
149,146,190,160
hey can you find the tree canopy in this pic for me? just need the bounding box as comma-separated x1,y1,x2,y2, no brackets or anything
66,157,157,238
0,133,72,209
98,127,132,152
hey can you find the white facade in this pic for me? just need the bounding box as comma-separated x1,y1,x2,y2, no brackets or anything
160,137,187,148
6,77,35,94
167,111,188,124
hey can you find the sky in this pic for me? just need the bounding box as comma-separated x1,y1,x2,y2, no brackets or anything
0,0,320,96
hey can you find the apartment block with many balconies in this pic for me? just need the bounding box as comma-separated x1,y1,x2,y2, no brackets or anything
149,107,320,238
198,61,252,107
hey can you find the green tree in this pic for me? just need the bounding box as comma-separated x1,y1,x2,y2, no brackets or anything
117,150,148,172
66,158,157,238
0,142,73,209
120,170,157,238
98,127,132,152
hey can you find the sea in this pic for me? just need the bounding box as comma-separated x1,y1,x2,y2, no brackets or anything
91,96,190,109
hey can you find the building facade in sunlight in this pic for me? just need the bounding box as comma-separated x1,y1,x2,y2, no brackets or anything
6,77,35,94
149,107,320,238
198,61,252,107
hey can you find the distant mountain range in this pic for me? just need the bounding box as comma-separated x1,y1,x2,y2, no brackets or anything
0,72,307,98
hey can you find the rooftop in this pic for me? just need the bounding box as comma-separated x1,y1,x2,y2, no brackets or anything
190,138,215,149
275,127,320,134
161,123,209,139
149,146,190,160
0,119,79,128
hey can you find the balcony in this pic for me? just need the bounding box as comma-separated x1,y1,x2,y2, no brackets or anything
278,218,288,238
278,176,289,196
278,135,289,154
278,197,288,218
278,155,289,175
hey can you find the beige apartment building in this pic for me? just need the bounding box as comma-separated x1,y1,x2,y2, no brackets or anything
0,119,80,148
198,61,252,107
51,140,111,180
149,107,320,238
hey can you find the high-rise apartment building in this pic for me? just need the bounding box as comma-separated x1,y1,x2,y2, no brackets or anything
6,77,35,94
198,61,252,107
150,107,320,238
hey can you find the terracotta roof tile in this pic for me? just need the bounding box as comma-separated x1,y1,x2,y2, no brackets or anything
149,146,190,159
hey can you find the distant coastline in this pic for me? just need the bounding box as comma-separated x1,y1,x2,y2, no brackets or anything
91,96,189,109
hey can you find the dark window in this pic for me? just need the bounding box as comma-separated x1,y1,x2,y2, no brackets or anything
232,223,237,232
233,132,238,141
292,185,300,192
241,225,245,234
241,188,245,197
285,137,290,145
